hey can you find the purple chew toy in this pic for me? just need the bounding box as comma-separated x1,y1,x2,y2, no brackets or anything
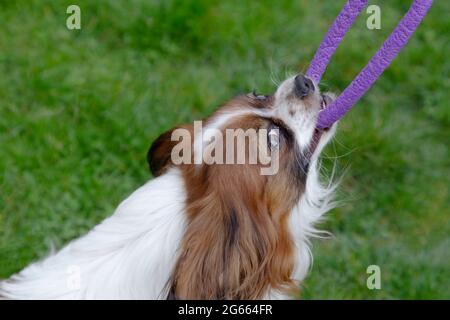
306,0,433,129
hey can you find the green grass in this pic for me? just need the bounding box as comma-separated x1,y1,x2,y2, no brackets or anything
0,0,448,299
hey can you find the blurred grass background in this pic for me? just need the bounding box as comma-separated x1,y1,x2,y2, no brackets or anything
0,0,448,299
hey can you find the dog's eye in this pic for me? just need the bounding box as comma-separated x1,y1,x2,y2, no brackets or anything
267,126,280,149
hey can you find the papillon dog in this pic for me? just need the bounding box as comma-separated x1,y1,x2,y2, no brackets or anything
0,74,337,299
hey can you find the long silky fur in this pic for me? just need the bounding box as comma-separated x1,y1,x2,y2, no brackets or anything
0,169,187,299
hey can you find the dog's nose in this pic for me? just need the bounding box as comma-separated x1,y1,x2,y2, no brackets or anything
294,74,314,98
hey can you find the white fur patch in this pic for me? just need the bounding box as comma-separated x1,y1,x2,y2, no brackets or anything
0,168,187,299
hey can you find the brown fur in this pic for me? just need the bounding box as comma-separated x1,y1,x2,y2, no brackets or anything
148,94,309,299
147,124,193,177
175,117,303,299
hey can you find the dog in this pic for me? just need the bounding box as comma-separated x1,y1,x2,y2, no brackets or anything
0,74,337,299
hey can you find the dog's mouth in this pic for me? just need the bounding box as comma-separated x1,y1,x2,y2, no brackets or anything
308,93,334,155
320,93,333,111
318,93,334,131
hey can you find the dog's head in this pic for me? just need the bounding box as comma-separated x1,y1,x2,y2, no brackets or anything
148,73,336,192
148,74,337,299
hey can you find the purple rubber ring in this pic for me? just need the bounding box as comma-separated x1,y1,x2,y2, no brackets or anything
306,0,433,129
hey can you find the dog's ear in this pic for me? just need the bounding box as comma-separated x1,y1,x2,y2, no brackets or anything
147,124,192,177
